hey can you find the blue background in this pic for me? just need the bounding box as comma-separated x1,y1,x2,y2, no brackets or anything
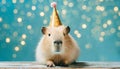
0,0,120,61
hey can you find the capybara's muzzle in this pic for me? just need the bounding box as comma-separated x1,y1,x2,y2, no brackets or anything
54,40,62,52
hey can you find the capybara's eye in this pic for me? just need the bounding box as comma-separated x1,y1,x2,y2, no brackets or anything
48,34,51,36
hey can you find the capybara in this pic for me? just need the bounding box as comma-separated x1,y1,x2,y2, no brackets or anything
36,25,80,67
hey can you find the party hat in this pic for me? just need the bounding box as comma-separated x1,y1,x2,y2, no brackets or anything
49,2,62,27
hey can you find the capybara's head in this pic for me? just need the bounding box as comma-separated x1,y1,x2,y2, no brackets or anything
41,26,70,54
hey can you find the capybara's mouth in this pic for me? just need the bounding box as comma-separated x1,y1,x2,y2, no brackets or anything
55,46,61,52
54,45,62,53
55,48,60,52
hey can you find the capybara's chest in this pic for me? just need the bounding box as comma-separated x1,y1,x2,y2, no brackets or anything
49,54,65,65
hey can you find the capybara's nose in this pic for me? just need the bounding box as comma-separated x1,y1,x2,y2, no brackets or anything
54,40,62,45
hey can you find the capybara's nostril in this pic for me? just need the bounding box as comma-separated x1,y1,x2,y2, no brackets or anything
54,40,62,45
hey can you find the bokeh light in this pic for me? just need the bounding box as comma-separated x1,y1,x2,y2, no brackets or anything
17,17,22,23
31,6,36,11
0,17,3,22
6,37,11,43
39,12,45,17
21,41,26,46
14,46,20,52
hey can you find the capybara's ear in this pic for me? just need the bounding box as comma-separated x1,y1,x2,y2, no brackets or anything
41,27,46,34
64,26,70,34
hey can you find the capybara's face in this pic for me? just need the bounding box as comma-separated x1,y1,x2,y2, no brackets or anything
41,26,70,54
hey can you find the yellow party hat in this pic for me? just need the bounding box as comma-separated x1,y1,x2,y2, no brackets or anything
49,2,62,27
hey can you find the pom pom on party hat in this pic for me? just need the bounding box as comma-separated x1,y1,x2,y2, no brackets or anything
49,2,62,27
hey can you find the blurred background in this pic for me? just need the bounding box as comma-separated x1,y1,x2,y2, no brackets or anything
0,0,120,61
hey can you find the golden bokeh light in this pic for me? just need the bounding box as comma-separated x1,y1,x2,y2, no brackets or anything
0,17,3,22
85,44,91,49
27,12,32,17
31,6,36,11
44,6,49,12
99,0,104,2
82,5,87,10
19,0,24,3
14,46,20,52
114,6,119,12
40,12,45,17
12,0,17,4
74,30,81,38
103,23,107,28
96,6,105,11
74,30,79,34
99,37,104,42
17,17,22,23
63,0,68,6
100,32,105,36
107,20,112,25
13,9,18,14
82,24,87,29
27,25,32,30
68,2,74,7
118,26,120,31
22,34,27,39
62,9,67,15
77,33,81,38
2,0,6,4
118,12,120,16
6,37,11,43
21,40,26,45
